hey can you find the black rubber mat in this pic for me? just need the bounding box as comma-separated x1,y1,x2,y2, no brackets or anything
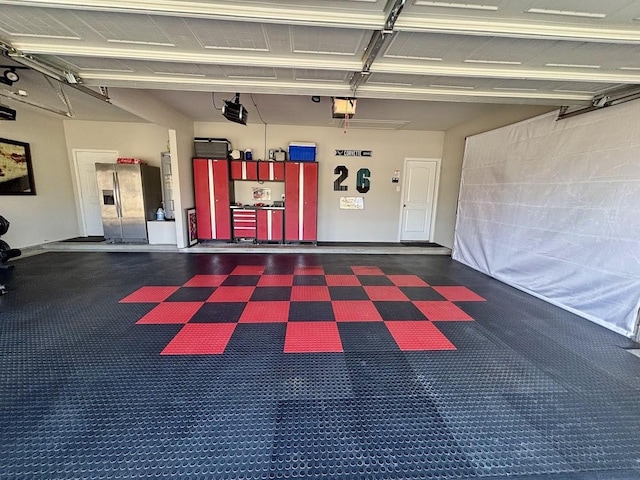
1,252,640,479
60,235,106,242
317,241,443,247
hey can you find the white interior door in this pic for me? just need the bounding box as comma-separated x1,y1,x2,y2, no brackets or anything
73,150,118,236
400,159,439,242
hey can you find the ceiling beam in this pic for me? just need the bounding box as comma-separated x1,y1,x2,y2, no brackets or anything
11,43,363,72
77,71,592,105
0,0,384,29
372,61,640,84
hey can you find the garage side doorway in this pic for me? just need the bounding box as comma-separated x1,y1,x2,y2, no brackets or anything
398,158,441,242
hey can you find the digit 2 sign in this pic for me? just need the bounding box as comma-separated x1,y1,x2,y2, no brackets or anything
333,166,370,193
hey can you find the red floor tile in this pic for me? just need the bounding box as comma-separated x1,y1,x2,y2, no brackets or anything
351,266,384,276
257,275,294,286
230,265,265,275
385,321,456,351
291,286,331,301
325,275,361,287
432,286,485,302
136,302,203,324
206,286,255,302
387,275,430,287
239,301,289,323
413,301,474,321
183,275,228,287
363,286,409,301
332,301,383,322
161,324,236,355
294,266,324,275
119,286,179,303
284,322,343,353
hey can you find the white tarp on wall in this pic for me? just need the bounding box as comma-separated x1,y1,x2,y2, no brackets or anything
453,102,640,337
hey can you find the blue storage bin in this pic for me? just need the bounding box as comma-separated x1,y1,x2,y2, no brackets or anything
289,143,316,161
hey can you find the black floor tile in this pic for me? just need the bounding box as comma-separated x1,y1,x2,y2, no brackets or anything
188,302,245,322
288,301,335,321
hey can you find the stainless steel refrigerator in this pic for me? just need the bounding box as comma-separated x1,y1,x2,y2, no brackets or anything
96,163,162,242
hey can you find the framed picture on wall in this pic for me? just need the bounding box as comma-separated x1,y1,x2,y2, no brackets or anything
0,137,36,195
186,208,198,246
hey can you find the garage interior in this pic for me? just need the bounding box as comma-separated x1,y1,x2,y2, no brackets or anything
1,1,640,479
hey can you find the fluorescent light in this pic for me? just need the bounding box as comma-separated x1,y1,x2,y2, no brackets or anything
464,59,522,65
527,8,606,19
546,63,601,69
416,1,498,11
620,66,640,71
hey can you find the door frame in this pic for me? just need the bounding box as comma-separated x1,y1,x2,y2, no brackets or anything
397,157,442,242
72,149,118,236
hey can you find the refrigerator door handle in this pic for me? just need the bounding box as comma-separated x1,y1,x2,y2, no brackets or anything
113,172,123,218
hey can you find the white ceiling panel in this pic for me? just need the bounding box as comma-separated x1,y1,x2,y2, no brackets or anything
294,69,349,82
384,32,477,60
74,11,175,46
220,65,278,79
0,5,80,39
186,18,270,51
55,56,134,72
290,25,367,55
366,73,420,86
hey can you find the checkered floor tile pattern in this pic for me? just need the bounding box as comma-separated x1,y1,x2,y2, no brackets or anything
120,266,485,355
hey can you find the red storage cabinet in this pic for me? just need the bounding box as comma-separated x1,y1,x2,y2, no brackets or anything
284,161,318,242
230,160,258,181
258,161,285,181
193,158,233,240
257,209,284,242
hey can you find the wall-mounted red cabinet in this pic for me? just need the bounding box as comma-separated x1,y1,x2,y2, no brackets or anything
284,162,318,242
193,158,233,240
257,209,284,242
258,161,285,181
230,160,258,181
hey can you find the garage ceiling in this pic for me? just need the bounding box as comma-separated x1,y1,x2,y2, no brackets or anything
1,0,639,127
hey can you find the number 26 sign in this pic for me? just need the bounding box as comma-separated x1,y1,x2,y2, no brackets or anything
333,166,370,193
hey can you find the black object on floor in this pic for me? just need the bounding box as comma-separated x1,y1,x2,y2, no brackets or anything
2,252,640,480
317,241,443,247
61,235,106,242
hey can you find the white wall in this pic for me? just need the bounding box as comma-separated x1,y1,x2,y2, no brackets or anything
194,122,444,242
63,120,168,167
453,102,640,337
1,109,79,248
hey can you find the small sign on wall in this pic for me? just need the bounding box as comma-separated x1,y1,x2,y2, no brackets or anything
340,196,364,210
335,150,372,157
